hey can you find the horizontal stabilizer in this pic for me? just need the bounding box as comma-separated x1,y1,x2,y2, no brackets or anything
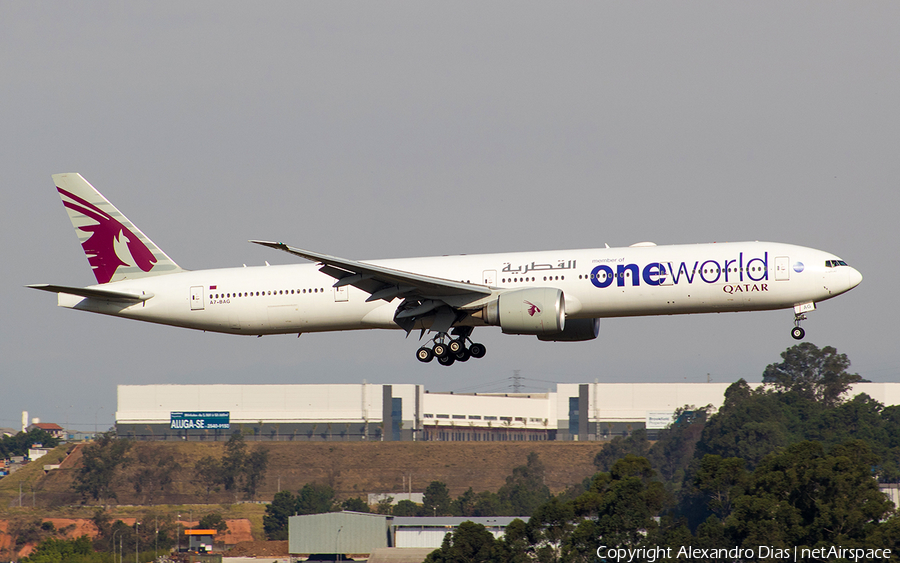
26,284,153,303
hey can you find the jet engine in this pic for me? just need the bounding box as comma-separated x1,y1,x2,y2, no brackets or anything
477,288,565,335
537,318,600,342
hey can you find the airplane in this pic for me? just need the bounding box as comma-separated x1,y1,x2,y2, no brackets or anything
29,173,863,366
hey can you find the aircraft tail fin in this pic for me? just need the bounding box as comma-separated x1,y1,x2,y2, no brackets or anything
52,173,183,284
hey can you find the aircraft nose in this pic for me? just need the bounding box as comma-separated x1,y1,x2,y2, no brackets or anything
847,267,863,289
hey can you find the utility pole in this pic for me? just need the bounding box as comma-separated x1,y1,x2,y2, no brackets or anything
111,529,122,563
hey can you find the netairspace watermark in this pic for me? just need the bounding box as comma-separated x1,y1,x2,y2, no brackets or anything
596,545,892,562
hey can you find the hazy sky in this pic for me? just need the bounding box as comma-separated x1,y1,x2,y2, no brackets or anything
3,2,899,432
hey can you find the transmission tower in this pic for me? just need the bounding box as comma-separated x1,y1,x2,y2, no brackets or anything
512,370,523,393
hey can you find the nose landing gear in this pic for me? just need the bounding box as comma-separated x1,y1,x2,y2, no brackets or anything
791,313,807,340
790,302,816,340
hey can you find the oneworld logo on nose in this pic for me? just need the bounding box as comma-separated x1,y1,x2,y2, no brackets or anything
589,252,770,289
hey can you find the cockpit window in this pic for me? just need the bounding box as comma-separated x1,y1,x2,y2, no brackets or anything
825,260,849,268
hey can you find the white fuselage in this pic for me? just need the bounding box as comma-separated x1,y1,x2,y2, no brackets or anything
59,241,861,336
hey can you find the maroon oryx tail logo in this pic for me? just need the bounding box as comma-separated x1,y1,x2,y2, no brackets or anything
524,300,541,316
58,186,157,284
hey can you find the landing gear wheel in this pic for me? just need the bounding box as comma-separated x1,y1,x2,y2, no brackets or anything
791,326,805,340
448,339,464,354
455,349,471,362
469,343,486,359
432,342,448,358
437,354,456,366
416,347,434,363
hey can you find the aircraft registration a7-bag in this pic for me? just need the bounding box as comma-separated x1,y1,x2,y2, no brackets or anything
29,174,862,366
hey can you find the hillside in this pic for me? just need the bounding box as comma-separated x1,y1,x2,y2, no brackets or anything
4,441,603,509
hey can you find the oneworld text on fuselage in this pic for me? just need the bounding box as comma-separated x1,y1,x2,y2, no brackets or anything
589,252,770,289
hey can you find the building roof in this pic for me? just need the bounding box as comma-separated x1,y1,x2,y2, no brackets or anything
32,423,64,431
391,517,523,528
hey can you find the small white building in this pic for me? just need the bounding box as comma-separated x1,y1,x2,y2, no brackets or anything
27,445,51,461
370,493,425,506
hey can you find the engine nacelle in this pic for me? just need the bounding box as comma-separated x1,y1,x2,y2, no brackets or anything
537,318,600,342
479,288,565,335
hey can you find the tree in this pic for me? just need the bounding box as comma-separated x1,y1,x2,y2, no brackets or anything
241,447,269,499
220,432,247,494
263,490,297,540
394,499,421,516
573,456,667,550
526,496,574,562
452,487,477,517
645,406,711,487
197,512,229,534
424,521,498,563
20,535,93,563
296,483,337,514
763,342,865,406
495,518,532,563
692,455,747,520
498,452,551,516
0,428,61,458
726,440,893,550
72,432,132,505
375,496,395,515
694,380,791,468
192,455,223,502
218,432,269,500
341,497,370,512
472,491,504,517
561,519,601,563
593,429,650,472
131,444,180,505
423,481,452,516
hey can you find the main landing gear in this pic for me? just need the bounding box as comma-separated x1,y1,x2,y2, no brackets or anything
416,327,486,366
791,313,807,340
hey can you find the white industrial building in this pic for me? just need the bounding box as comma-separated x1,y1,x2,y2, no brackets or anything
391,517,518,548
115,382,900,442
287,512,522,559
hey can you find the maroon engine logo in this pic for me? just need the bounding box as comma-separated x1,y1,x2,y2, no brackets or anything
524,300,541,317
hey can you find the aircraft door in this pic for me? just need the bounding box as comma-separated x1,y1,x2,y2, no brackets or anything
775,256,790,281
190,286,205,310
483,270,497,286
334,285,349,302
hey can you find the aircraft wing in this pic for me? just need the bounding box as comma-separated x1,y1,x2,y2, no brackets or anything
251,241,493,333
250,241,492,300
26,284,153,302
